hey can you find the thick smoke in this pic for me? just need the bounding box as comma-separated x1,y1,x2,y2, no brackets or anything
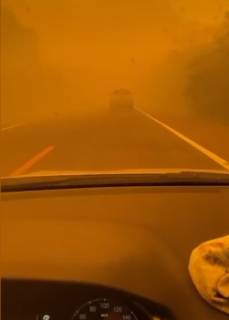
1,0,229,126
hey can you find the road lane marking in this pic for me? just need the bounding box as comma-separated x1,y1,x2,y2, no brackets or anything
135,107,229,171
1,122,28,131
10,146,55,176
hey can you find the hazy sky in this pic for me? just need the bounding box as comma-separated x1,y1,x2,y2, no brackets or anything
2,0,228,68
1,0,229,122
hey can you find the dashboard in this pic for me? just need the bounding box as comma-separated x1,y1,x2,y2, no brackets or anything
1,185,229,320
2,279,173,320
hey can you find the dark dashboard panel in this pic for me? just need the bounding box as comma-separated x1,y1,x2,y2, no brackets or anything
2,186,229,320
1,279,174,320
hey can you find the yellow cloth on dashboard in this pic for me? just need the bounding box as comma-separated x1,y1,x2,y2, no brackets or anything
188,235,229,315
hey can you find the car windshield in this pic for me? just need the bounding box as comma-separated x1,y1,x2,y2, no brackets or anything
1,0,229,179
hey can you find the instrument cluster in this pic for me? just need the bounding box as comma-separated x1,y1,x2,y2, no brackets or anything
2,279,174,320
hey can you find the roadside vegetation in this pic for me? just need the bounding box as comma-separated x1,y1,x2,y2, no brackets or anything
185,11,229,124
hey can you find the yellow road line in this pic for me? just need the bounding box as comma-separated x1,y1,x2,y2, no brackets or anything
10,146,55,176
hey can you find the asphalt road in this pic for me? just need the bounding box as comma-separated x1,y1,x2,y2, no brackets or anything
1,108,226,177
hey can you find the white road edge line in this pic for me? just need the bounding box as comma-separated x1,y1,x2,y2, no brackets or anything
135,107,229,171
1,122,28,131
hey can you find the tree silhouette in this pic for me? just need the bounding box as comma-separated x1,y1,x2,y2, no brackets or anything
185,11,229,124
1,6,41,125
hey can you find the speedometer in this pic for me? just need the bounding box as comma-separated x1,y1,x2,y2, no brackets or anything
71,298,138,320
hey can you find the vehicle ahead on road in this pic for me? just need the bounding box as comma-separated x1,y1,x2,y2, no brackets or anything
1,169,229,320
109,88,134,111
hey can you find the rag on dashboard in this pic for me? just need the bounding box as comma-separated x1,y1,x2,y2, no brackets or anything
188,235,229,315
